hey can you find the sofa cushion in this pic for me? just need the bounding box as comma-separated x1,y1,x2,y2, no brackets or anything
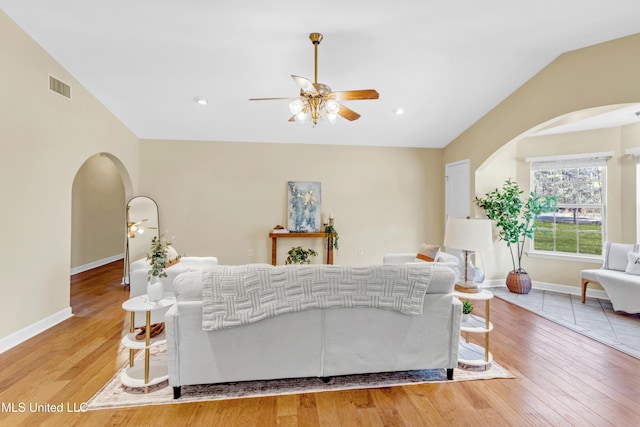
602,242,638,271
416,244,440,262
625,252,640,276
174,271,205,301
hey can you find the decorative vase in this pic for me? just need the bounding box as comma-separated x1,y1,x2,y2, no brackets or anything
461,313,469,323
147,277,163,302
506,270,532,294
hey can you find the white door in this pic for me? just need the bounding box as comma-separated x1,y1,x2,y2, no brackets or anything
445,159,470,222
445,160,471,277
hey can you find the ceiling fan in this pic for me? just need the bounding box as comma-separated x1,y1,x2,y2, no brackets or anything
249,33,379,125
127,218,157,238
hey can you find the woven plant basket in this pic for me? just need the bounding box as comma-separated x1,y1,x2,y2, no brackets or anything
506,271,532,294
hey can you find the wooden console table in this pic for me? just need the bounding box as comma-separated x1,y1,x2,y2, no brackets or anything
269,232,335,265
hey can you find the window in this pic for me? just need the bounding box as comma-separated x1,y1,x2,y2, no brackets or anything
529,154,609,256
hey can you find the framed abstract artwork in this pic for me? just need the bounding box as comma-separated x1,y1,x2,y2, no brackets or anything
287,181,321,232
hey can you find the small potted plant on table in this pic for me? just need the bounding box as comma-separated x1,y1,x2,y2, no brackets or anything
462,300,474,322
146,236,172,301
285,246,318,265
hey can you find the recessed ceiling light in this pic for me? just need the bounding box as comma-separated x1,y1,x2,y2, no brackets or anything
393,108,405,115
194,96,208,106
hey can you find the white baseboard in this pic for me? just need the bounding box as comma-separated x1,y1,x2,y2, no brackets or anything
70,253,124,276
481,279,610,301
0,307,73,354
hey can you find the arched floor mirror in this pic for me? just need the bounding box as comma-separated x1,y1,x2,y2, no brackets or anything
123,196,159,286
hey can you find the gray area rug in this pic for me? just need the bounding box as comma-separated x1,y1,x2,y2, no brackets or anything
488,286,640,359
87,349,513,410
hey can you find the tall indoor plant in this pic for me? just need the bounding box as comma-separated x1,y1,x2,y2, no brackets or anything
474,179,556,294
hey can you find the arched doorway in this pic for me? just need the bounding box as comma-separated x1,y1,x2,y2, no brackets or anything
70,153,132,275
474,103,640,289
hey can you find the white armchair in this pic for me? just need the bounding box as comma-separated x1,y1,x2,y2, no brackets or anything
382,251,457,265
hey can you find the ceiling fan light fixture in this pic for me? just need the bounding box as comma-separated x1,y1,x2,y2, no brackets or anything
325,100,339,114
295,111,308,124
194,96,208,106
289,99,304,115
250,33,378,125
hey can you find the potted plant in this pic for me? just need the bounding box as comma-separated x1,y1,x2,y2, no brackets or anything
285,246,318,265
145,235,172,301
462,300,473,322
325,224,339,250
474,179,556,294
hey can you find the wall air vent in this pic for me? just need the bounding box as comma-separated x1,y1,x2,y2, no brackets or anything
49,75,71,99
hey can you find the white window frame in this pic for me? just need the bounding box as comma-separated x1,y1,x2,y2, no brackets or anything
626,147,640,244
526,152,612,264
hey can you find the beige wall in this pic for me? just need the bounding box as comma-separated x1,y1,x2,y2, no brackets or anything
444,33,640,174
445,32,640,290
138,140,444,266
71,154,126,268
0,10,139,343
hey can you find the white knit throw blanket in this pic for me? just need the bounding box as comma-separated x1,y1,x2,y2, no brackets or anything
201,263,432,331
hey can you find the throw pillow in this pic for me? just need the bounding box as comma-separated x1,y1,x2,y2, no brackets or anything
416,244,440,262
602,242,639,271
624,252,640,276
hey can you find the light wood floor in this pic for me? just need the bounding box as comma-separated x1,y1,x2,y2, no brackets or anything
1,260,639,426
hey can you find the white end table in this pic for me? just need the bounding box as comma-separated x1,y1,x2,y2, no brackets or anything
121,294,175,393
454,289,494,370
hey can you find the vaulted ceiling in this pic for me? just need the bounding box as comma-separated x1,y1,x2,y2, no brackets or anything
3,1,640,148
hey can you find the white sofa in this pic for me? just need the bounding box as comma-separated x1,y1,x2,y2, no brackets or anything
165,263,461,399
581,242,640,314
129,256,218,326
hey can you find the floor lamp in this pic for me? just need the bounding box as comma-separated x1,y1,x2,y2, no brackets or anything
443,217,493,293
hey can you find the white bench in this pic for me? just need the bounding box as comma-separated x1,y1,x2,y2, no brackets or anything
581,242,640,314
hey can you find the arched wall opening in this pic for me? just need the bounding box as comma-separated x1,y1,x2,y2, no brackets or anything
473,104,640,290
443,33,640,293
71,152,134,274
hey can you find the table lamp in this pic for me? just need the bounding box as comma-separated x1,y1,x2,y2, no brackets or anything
444,217,493,293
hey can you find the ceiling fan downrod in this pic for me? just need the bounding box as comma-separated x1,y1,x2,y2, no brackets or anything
309,33,323,84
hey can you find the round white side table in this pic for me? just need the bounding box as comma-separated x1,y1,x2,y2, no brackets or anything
121,294,175,392
454,289,494,370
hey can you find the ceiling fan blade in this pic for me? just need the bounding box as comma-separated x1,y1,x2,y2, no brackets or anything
249,97,298,101
291,75,319,96
338,104,361,121
329,89,379,101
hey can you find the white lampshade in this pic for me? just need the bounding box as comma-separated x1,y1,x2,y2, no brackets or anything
444,217,493,252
